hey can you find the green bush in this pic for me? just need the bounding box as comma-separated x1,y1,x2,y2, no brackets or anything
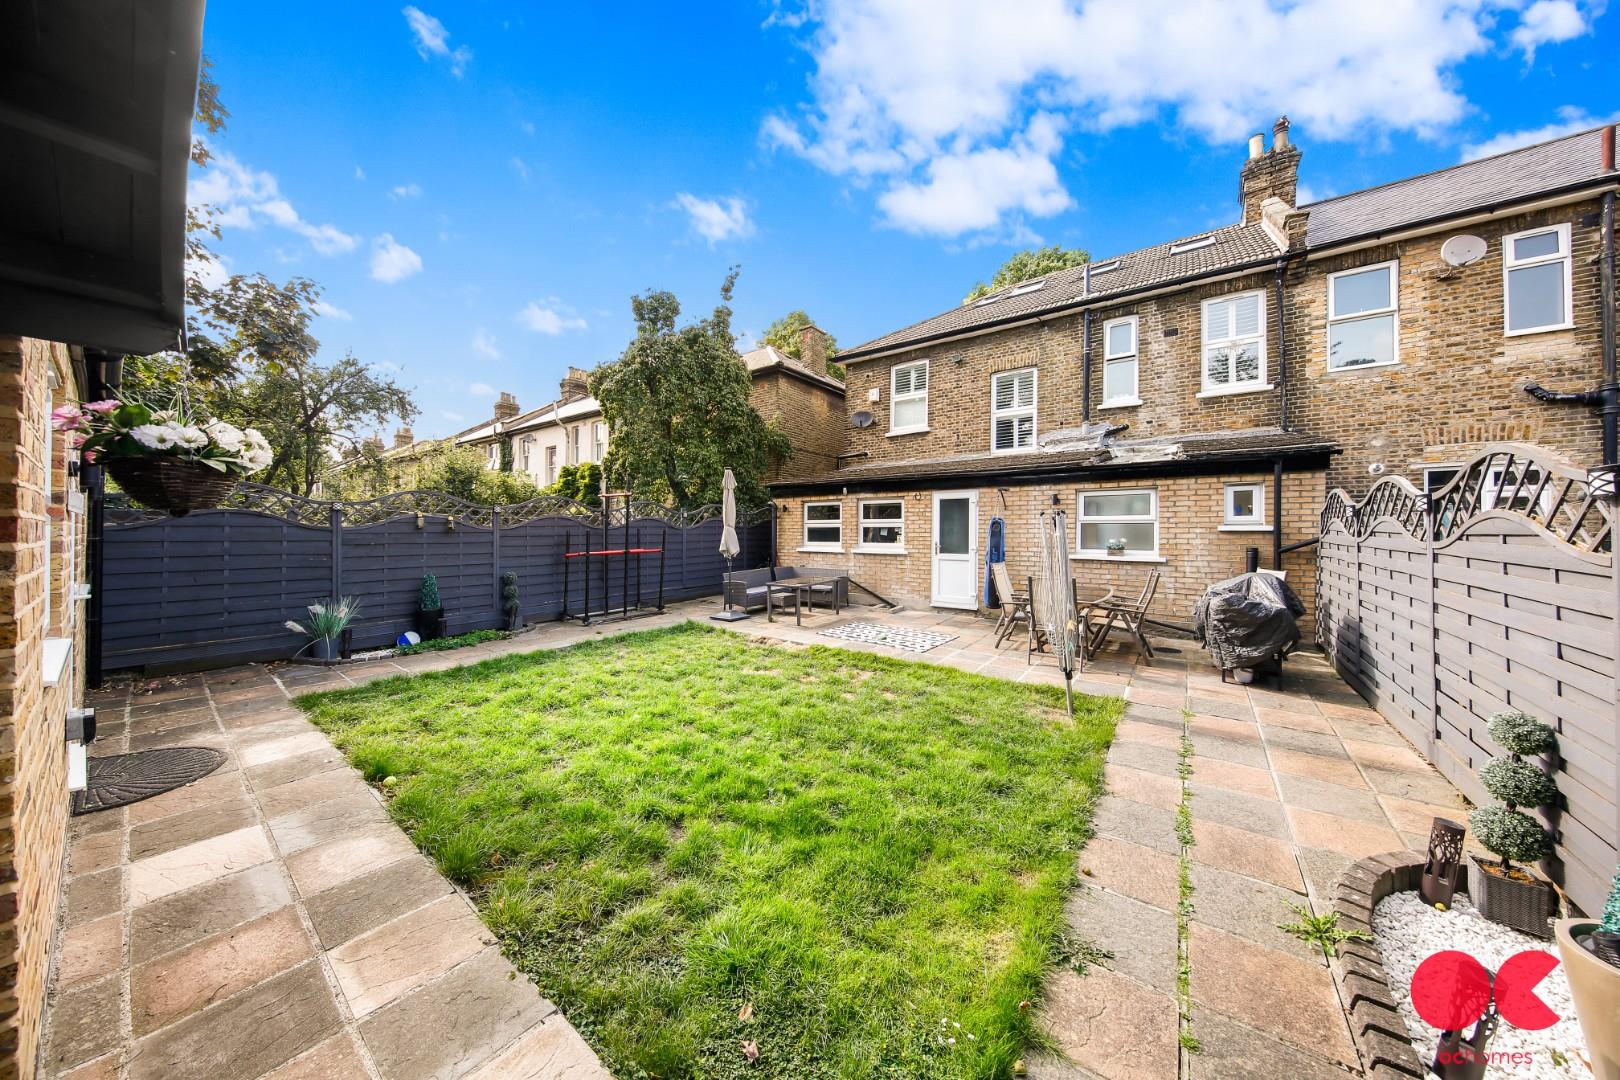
419,573,440,611
1479,758,1558,809
397,628,509,655
1601,866,1620,934
1470,806,1553,866
1486,710,1557,756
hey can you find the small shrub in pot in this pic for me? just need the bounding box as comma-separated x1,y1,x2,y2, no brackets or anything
417,572,446,640
1468,710,1557,937
501,571,521,631
1554,867,1620,1080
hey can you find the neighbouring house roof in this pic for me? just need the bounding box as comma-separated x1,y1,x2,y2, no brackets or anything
840,125,1617,363
1303,126,1614,247
770,429,1338,494
743,344,846,393
0,0,206,354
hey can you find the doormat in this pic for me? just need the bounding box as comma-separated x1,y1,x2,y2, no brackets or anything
819,622,957,653
72,747,228,815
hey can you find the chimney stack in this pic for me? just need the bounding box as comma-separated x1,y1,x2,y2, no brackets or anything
494,392,520,422
559,367,590,403
1239,116,1301,225
799,324,832,378
393,426,414,449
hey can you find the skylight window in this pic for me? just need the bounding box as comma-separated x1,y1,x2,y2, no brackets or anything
1089,260,1120,274
1170,235,1217,255
973,294,1002,307
1007,278,1046,297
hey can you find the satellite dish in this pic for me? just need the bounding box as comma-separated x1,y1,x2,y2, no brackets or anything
1440,234,1487,267
851,411,875,429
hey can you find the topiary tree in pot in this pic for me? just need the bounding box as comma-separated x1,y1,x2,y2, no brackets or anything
417,572,446,640
501,570,521,631
1554,866,1620,1080
1468,710,1557,937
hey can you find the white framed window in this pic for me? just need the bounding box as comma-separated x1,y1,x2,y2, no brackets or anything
544,446,558,485
889,360,928,434
1077,489,1159,558
1199,291,1267,395
1328,260,1399,370
991,367,1037,452
570,426,582,464
1504,224,1572,335
1422,466,1459,494
1101,316,1139,407
802,501,843,550
593,422,606,463
856,500,905,552
1222,482,1268,529
1481,464,1552,515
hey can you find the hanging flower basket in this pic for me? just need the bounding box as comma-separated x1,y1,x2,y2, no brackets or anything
105,456,239,517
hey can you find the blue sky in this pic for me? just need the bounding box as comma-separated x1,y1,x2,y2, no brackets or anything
196,1,1614,439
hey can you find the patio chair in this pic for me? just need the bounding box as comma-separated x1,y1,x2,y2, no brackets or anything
989,562,1028,647
1082,569,1161,660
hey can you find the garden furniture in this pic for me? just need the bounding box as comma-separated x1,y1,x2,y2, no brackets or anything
1082,569,1161,660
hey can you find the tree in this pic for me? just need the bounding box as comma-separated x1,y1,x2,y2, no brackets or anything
413,446,542,505
543,463,602,507
964,245,1090,303
761,310,838,361
592,271,788,508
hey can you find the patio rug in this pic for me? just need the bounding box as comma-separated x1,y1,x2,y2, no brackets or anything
819,621,957,653
72,747,227,815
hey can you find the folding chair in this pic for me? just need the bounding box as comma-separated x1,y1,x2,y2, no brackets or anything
990,562,1029,647
1083,569,1161,660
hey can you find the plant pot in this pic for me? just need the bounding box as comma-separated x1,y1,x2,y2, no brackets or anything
1470,855,1555,938
1555,919,1620,1080
1106,548,1125,558
310,637,339,662
416,608,445,641
106,456,237,517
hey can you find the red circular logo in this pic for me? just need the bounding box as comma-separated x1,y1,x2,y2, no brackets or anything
1410,949,1561,1032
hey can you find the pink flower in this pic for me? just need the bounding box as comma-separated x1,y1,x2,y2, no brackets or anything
50,404,83,431
71,434,86,448
83,399,121,414
82,449,98,464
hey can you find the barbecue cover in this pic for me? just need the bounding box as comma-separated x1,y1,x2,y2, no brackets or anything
1193,572,1306,671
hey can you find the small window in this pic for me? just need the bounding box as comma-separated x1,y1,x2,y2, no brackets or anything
1077,489,1158,556
1328,260,1399,370
1102,316,1139,406
1170,235,1217,254
973,294,1002,307
594,422,606,463
890,361,928,433
857,500,904,549
1224,482,1266,526
1423,467,1459,494
803,502,843,549
991,368,1036,452
1201,291,1267,394
1008,278,1046,297
1089,259,1121,275
1482,464,1551,514
1503,224,1572,335
544,446,557,485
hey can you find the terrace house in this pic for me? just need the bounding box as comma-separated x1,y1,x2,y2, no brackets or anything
770,119,1617,622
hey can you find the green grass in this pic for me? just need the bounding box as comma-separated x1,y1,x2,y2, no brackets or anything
396,627,511,655
297,623,1120,1079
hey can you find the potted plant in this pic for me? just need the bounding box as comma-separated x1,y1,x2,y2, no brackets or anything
501,570,521,631
1105,538,1128,557
1468,709,1558,937
285,597,360,662
1555,866,1620,1080
417,573,446,640
52,395,272,516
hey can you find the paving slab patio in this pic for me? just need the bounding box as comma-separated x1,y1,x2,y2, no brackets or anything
45,594,1473,1078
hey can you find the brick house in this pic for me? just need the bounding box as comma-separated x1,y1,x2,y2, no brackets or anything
0,3,206,1075
770,119,1617,623
743,324,846,481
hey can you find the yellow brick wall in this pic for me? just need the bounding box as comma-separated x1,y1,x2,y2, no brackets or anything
0,336,85,1080
750,371,845,481
776,468,1325,624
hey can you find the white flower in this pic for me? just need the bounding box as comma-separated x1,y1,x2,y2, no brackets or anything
131,424,178,449
167,424,208,450
205,420,245,451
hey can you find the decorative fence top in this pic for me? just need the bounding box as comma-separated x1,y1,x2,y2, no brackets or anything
107,481,775,530
1321,444,1613,554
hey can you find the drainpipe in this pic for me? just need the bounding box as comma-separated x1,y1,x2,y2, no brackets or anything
84,348,121,689
1274,258,1290,432
1081,263,1093,424
1272,458,1285,571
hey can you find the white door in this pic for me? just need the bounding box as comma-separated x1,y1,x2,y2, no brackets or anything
931,492,979,609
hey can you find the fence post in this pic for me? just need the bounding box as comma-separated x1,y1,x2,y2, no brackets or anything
490,507,502,626
1423,492,1440,760
329,505,343,601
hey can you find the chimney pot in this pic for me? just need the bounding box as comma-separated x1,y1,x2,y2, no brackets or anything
1603,124,1616,173
1272,116,1291,150
559,367,590,403
494,392,520,422
1248,133,1265,160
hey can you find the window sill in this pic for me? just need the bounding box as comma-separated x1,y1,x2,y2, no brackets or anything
42,637,72,688
1099,398,1142,409
1219,523,1273,532
1071,553,1167,564
990,446,1037,456
1326,360,1401,374
853,546,907,556
887,427,929,437
1504,322,1574,338
798,545,844,555
1196,383,1273,400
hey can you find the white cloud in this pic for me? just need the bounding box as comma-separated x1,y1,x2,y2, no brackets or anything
1510,0,1590,58
355,165,366,181
672,193,756,245
468,382,497,396
188,147,360,254
470,328,501,359
511,157,531,182
389,182,424,200
519,119,536,136
403,6,472,77
1461,105,1618,161
516,300,588,335
313,300,353,320
370,234,423,283
765,0,1571,237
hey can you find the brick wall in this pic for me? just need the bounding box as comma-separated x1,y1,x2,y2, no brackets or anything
0,336,86,1080
750,371,845,481
775,467,1324,624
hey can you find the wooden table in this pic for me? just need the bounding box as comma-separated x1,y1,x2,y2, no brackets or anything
765,577,844,625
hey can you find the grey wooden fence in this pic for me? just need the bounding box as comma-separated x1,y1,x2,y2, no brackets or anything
103,485,774,673
1317,444,1618,915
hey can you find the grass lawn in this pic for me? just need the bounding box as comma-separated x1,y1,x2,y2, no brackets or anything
297,623,1120,1079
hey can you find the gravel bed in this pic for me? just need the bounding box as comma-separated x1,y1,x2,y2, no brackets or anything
1372,890,1591,1078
